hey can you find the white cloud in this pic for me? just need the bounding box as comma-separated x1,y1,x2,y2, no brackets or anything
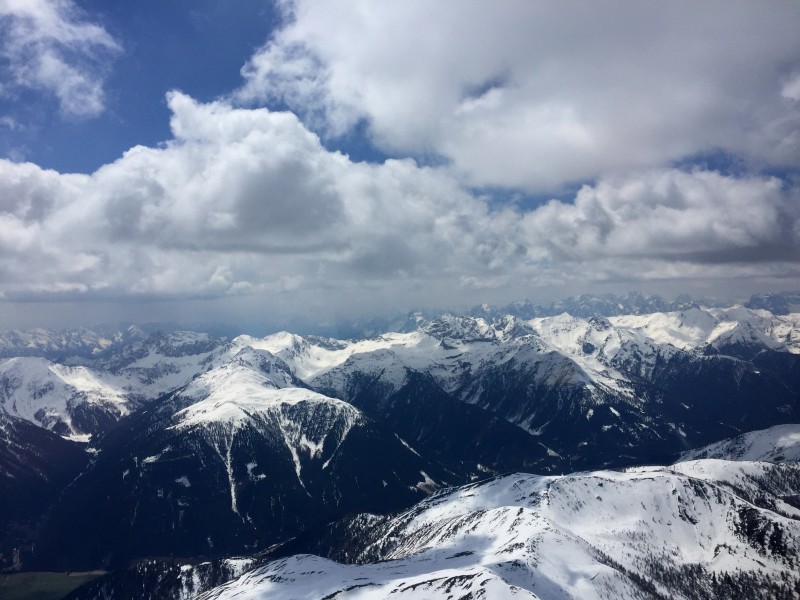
521,169,799,268
0,93,798,317
238,0,800,192
0,94,506,301
0,0,120,117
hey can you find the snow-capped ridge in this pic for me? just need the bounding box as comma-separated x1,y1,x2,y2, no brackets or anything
200,459,800,599
610,305,800,353
0,356,127,439
678,424,800,463
420,314,497,342
173,374,358,431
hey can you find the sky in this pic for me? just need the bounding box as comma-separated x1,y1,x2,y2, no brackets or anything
1,0,799,332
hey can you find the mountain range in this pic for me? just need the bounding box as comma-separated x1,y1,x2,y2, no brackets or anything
68,424,800,600
1,292,799,598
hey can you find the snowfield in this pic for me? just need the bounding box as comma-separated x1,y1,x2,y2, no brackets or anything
679,423,800,463
199,455,800,600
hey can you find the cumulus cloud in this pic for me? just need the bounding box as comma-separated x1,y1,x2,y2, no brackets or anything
238,0,800,192
522,170,799,264
0,94,511,302
0,0,120,117
0,93,798,316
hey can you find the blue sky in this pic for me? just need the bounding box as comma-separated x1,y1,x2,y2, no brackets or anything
1,1,799,330
1,0,279,172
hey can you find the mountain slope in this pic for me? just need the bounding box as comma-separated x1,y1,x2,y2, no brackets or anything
609,306,800,355
0,331,230,439
679,424,800,463
30,349,453,570
200,460,800,600
0,413,88,571
0,357,128,439
0,326,147,361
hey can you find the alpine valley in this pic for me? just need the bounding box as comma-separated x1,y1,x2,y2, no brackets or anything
2,292,800,599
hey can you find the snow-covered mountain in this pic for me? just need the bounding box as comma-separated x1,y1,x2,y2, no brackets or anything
745,291,800,316
3,303,798,477
610,305,800,355
199,458,800,599
679,424,800,463
3,300,800,582
0,326,147,360
235,306,800,472
0,331,228,439
59,423,800,599
470,290,706,321
30,349,452,570
3,303,798,443
245,305,799,402
0,357,127,440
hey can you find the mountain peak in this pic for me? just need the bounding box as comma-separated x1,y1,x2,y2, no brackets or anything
421,314,496,342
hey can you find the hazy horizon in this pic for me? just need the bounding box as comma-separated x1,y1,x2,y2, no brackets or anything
1,287,794,337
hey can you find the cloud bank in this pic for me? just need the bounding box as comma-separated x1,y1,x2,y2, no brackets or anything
239,0,800,191
1,94,798,315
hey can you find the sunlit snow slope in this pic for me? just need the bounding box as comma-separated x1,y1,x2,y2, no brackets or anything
679,423,800,463
0,331,227,438
201,458,800,600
